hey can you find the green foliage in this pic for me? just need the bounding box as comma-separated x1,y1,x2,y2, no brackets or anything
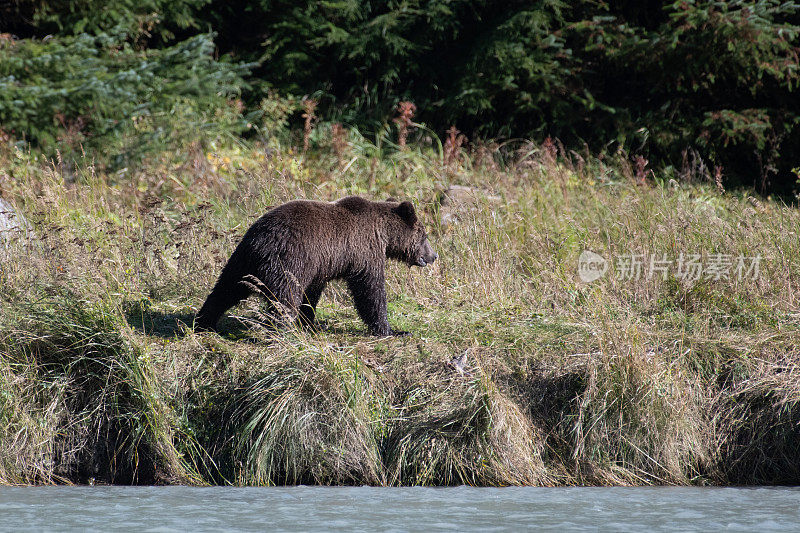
0,32,250,166
575,0,800,192
449,4,576,137
0,287,194,483
201,0,800,192
3,0,210,41
3,0,800,192
204,0,572,128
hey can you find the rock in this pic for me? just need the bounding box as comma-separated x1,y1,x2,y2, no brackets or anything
448,351,469,375
438,185,501,229
440,185,502,206
0,197,33,247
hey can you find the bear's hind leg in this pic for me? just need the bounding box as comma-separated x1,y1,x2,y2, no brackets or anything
297,283,325,330
195,268,251,331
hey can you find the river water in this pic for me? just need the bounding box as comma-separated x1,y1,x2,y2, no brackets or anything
0,486,798,531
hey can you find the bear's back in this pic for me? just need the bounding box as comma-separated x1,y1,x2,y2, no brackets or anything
243,197,386,255
258,197,383,233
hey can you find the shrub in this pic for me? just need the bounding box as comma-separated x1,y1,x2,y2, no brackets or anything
0,31,249,167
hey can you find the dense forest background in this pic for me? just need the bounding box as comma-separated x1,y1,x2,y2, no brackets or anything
2,0,799,194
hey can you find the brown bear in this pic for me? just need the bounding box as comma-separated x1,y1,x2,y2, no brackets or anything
195,196,437,336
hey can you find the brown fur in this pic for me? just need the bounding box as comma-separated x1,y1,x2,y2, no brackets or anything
195,196,437,336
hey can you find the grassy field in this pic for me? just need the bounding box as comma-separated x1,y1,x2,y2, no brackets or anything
1,130,799,486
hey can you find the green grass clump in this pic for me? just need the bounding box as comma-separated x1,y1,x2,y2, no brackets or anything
1,132,799,486
231,348,385,486
0,288,198,484
385,373,550,486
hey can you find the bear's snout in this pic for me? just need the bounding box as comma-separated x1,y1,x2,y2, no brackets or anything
417,240,437,267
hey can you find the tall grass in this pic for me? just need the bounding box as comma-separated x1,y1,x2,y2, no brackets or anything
0,131,798,485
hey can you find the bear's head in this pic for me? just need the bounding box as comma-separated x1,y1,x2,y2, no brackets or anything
387,200,438,267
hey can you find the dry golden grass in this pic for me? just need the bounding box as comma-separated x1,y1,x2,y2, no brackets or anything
0,134,798,485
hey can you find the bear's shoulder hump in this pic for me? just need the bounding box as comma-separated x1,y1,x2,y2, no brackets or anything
335,196,374,213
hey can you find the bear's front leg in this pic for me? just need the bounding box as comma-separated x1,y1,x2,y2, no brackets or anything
347,271,406,337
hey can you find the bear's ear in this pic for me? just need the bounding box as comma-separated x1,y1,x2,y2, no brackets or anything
394,201,417,225
385,196,397,202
